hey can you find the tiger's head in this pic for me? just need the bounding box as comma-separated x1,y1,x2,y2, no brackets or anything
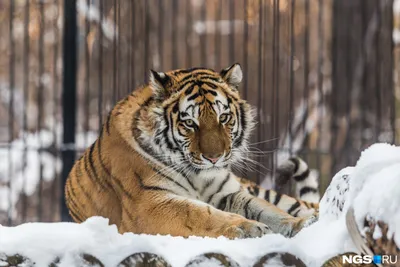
143,63,255,173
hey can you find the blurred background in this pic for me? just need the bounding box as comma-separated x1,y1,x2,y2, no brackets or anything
0,0,398,226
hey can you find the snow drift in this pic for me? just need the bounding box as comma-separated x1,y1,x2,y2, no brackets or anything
0,143,399,267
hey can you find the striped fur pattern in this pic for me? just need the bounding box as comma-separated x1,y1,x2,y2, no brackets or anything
65,64,318,239
240,157,320,218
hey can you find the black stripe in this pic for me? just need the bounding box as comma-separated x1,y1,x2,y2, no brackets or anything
205,87,218,94
179,79,196,91
87,141,110,191
287,202,301,215
273,193,282,206
204,82,218,89
265,190,270,202
105,111,112,135
200,179,214,195
184,83,196,95
187,92,200,101
253,186,260,197
172,102,179,113
233,104,246,147
186,177,197,192
82,145,108,191
65,181,85,221
74,161,98,216
206,174,231,203
256,210,263,221
134,171,171,192
96,137,116,190
217,195,229,210
175,68,214,74
168,108,181,150
148,165,191,193
94,149,138,199
290,157,300,174
68,206,83,222
293,169,310,182
243,198,253,219
162,108,176,150
299,186,318,197
293,209,301,217
197,75,221,82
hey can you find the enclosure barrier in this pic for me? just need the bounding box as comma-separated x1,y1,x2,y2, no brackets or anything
1,214,398,267
0,251,352,267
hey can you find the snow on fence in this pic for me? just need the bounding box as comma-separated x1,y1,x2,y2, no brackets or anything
1,143,399,267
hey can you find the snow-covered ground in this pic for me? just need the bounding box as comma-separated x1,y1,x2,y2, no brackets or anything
0,143,398,267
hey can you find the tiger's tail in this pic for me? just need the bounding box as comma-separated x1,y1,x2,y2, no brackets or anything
275,157,320,204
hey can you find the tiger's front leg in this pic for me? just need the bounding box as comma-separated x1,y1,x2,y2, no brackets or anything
118,191,272,239
213,190,318,237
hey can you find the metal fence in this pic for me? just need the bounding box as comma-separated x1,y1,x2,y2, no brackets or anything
0,0,397,226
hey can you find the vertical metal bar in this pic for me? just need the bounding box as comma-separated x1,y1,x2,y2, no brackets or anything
186,0,193,68
131,0,136,88
344,3,352,166
51,0,61,222
288,0,295,156
117,0,121,99
200,1,207,66
330,0,339,178
172,0,179,69
84,0,91,145
303,0,310,148
272,0,280,177
375,0,381,142
229,0,235,64
243,0,249,99
214,0,222,68
172,0,178,69
158,0,164,69
144,0,149,81
316,0,325,191
360,0,366,149
37,0,45,221
61,0,77,221
8,0,15,226
21,0,30,223
98,0,104,131
256,0,263,183
113,0,118,104
389,1,396,144
127,0,133,93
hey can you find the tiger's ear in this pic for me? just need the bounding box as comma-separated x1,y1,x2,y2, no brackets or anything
149,70,171,100
220,63,243,90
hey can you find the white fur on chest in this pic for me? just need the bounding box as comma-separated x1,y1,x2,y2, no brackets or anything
188,169,241,203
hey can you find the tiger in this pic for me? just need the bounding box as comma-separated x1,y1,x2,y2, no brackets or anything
65,63,319,239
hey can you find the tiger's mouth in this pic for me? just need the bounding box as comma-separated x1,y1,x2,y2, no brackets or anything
186,152,231,170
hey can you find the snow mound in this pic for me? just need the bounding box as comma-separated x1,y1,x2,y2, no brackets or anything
0,143,399,267
349,143,400,246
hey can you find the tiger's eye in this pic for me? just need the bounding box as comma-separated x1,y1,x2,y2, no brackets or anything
219,114,231,124
184,119,195,127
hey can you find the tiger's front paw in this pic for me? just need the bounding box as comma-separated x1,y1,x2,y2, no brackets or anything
222,219,272,239
290,212,319,237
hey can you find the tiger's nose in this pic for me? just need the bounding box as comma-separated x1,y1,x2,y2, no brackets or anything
202,153,223,164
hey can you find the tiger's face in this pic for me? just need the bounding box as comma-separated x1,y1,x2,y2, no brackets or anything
149,64,255,173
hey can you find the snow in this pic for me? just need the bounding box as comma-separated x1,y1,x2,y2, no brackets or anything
0,128,98,219
348,144,400,246
0,143,398,266
77,0,118,40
